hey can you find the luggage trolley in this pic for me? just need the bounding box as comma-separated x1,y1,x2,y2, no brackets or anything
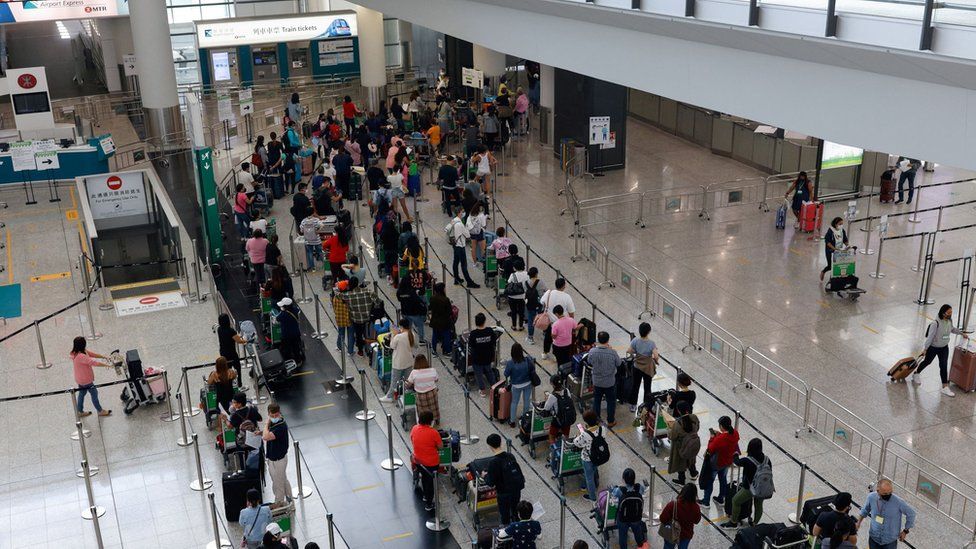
567,364,595,413
549,438,584,494
467,474,498,529
518,404,553,459
640,401,671,456
763,536,810,549
824,249,865,301
593,486,620,547
396,379,417,430
369,332,393,392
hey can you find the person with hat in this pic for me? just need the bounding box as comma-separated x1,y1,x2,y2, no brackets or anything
262,403,293,506
258,523,290,549
226,392,263,439
275,297,303,364
813,492,857,545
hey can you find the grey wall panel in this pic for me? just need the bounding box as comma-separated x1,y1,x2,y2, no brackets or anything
780,141,801,173
676,104,695,139
732,124,754,162
660,98,678,131
711,117,734,154
753,134,776,171
799,145,818,171
693,110,712,145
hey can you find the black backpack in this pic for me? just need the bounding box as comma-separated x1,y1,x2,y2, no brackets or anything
617,485,644,523
525,280,541,311
552,390,576,429
588,428,610,466
497,452,525,493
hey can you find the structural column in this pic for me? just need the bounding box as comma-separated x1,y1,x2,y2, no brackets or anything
472,44,506,92
539,63,555,145
100,37,122,93
354,5,387,112
128,0,183,140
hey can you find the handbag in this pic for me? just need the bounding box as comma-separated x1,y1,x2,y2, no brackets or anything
533,294,552,331
530,362,542,387
657,500,681,544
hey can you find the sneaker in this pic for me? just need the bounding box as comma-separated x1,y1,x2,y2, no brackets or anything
689,472,699,481
696,499,709,507
720,520,740,529
541,353,551,361
479,390,488,398
379,396,393,403
793,221,799,229
895,200,903,204
712,497,725,505
582,494,594,502
431,351,439,358
98,410,112,417
77,411,92,418
629,405,637,413
526,337,535,345
906,200,912,205
424,504,435,512
671,477,686,485
911,372,922,385
607,421,617,428
941,386,956,397
466,282,481,289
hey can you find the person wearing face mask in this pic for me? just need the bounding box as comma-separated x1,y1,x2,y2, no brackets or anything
262,403,294,506
912,303,969,397
784,171,814,229
821,217,849,282
857,479,915,549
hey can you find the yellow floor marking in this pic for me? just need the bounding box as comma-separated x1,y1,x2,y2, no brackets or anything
307,403,335,411
818,299,831,309
382,532,413,542
5,229,11,284
353,483,381,493
65,209,78,221
70,187,89,259
736,257,750,266
108,277,176,291
881,259,898,268
290,370,315,377
789,248,803,257
612,426,635,434
862,324,879,335
328,439,357,449
31,271,71,282
566,488,586,497
788,492,814,503
70,185,77,209
0,208,58,220
706,515,729,523
920,313,934,321
875,290,887,298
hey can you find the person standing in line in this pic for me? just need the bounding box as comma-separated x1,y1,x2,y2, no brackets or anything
659,483,703,549
322,228,350,283
342,95,359,136
206,357,238,414
506,259,530,331
895,157,918,205
217,312,248,383
397,284,428,343
332,144,354,199
437,155,461,215
627,322,659,413
503,343,535,426
668,372,697,417
541,278,575,360
407,354,441,426
447,208,480,288
287,93,302,125
469,313,502,397
299,213,321,272
331,280,355,357
339,277,380,356
587,331,621,428
813,492,858,544
611,468,647,549
821,517,858,549
466,202,488,265
524,268,547,346
549,306,577,369
233,183,254,239
70,336,113,417
541,374,575,444
410,410,443,512
485,433,525,526
239,489,271,549
245,229,269,285
428,282,455,359
572,410,606,502
381,318,418,402
698,415,739,508
857,479,916,549
912,303,969,397
784,171,813,229
668,401,700,485
722,437,770,528
499,501,542,547
262,403,293,506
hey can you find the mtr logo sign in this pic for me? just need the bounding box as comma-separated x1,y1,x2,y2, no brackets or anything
85,5,108,12
16,73,37,89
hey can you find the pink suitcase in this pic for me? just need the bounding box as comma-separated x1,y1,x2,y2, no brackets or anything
489,380,511,422
950,345,976,392
144,367,168,398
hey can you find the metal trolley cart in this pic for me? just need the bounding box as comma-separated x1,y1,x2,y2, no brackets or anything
567,365,595,413
396,379,417,430
518,404,553,459
550,438,585,494
641,401,671,456
467,475,498,529
824,249,865,301
593,486,620,547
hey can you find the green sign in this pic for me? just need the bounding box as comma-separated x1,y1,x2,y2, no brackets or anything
560,444,583,474
832,251,856,277
194,147,224,263
439,444,453,465
401,391,416,407
531,411,553,432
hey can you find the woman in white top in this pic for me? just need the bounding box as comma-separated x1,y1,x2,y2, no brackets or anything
465,201,488,265
381,318,417,402
406,354,440,425
474,145,495,195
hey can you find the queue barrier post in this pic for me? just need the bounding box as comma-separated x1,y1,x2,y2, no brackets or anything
189,433,213,491
250,344,268,404
381,412,404,471
460,387,479,445
355,369,375,421
859,216,875,256
796,389,813,438
206,492,231,549
297,267,312,304
175,392,193,447
80,255,103,340
908,187,923,223
556,495,567,549
69,390,92,440
327,513,337,549
88,504,106,548
647,464,659,527
97,253,114,311
160,369,181,422
870,236,886,279
335,344,353,386
680,311,698,353
912,234,925,273
788,463,807,524
181,369,201,417
312,293,327,339
80,460,106,520
425,471,450,531
75,420,99,477
292,440,312,498
189,238,201,302
466,289,472,331
34,320,52,369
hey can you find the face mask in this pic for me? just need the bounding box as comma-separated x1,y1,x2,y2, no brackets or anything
271,416,283,423
880,493,892,501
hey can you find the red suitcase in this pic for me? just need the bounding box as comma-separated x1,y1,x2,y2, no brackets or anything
950,345,976,392
301,154,315,176
799,201,823,233
880,170,896,203
489,380,511,422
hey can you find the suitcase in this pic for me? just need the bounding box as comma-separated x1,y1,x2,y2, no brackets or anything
301,154,314,176
775,201,787,229
733,523,786,549
223,470,262,522
616,358,636,405
125,349,143,380
453,330,471,377
888,355,921,382
489,380,511,422
950,345,976,392
259,349,288,380
724,480,751,520
799,495,835,531
799,201,823,233
773,525,807,546
880,172,896,203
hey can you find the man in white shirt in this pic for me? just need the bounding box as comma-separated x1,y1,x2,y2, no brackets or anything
239,162,255,194
447,209,480,288
541,278,575,360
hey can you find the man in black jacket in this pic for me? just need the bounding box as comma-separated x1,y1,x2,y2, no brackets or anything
290,182,312,229
485,433,525,526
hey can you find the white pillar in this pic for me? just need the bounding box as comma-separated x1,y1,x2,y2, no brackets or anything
354,5,387,111
540,64,554,109
307,0,329,11
128,0,182,138
101,38,122,93
472,45,505,78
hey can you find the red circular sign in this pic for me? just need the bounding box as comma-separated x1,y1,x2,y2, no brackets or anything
106,175,122,190
139,296,159,305
84,5,92,12
17,74,37,89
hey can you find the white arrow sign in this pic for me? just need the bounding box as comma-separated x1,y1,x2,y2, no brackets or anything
122,54,138,77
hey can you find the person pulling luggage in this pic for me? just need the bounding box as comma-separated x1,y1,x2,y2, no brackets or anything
485,433,525,525
784,171,813,229
275,298,304,365
541,374,576,444
821,217,850,282
813,492,858,546
721,438,773,529
697,415,739,508
69,336,114,418
913,304,969,396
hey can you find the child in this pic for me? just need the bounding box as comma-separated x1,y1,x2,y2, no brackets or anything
498,500,542,548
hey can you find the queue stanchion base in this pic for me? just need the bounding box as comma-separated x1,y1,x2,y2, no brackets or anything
381,458,404,471
76,465,99,478
81,506,106,520
291,484,313,499
205,540,232,549
190,478,213,491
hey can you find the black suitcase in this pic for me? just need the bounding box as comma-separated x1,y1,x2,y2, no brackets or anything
772,525,807,546
733,523,785,549
223,470,261,522
616,358,636,405
724,480,752,520
125,349,143,380
800,495,836,530
453,330,471,377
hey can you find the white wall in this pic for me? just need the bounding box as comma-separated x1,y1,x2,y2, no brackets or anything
349,0,976,172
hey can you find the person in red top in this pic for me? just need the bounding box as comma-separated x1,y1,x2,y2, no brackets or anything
342,95,359,137
70,336,114,417
659,483,702,549
410,410,443,512
698,415,739,507
322,228,350,282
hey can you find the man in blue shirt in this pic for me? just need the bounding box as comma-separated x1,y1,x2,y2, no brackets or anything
262,403,293,506
238,488,271,549
857,479,916,549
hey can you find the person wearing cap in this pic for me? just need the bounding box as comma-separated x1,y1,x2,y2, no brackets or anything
259,523,289,549
262,403,293,506
239,488,271,549
814,492,857,544
275,297,303,364
226,392,263,439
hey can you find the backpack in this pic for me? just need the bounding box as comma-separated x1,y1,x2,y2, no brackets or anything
525,279,541,311
328,123,342,142
496,452,525,493
617,485,644,523
588,428,610,466
748,456,775,499
250,152,263,170
552,390,576,429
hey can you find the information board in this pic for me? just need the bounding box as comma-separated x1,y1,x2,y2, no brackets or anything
10,141,36,172
85,171,148,220
589,116,611,146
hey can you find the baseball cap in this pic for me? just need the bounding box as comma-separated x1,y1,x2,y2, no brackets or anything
266,523,283,536
277,297,293,308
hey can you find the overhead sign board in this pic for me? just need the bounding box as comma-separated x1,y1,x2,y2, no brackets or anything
115,291,187,317
196,13,359,48
461,67,483,89
85,171,149,221
0,0,128,23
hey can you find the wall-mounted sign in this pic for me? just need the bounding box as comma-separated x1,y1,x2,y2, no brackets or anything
7,67,54,131
821,141,864,169
9,142,36,172
122,54,138,77
461,67,483,89
85,172,148,220
196,12,358,48
0,0,128,23
239,89,253,116
589,116,611,146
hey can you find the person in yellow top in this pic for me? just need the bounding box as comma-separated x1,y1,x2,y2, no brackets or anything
426,122,442,154
401,234,426,272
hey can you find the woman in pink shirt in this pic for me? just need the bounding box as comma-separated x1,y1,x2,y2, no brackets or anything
245,229,270,285
514,88,530,136
70,336,113,417
549,305,577,367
